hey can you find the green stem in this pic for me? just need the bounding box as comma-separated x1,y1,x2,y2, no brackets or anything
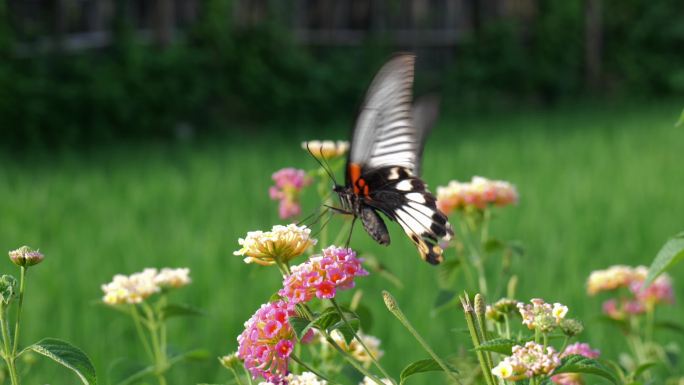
330,299,395,385
459,220,488,296
559,336,569,354
324,333,386,385
290,354,335,384
384,291,462,385
228,367,246,385
130,305,155,362
242,364,254,385
461,297,495,385
12,267,26,355
503,314,511,339
0,304,19,385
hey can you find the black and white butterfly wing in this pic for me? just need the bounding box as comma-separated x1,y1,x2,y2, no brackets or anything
344,54,453,264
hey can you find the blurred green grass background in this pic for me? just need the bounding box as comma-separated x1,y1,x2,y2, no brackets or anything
0,99,683,384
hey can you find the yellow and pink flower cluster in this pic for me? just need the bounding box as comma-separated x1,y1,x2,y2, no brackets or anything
436,176,518,214
517,298,569,332
237,300,297,384
587,265,674,319
269,168,312,220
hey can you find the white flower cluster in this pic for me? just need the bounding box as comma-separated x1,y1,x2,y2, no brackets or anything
517,298,568,332
301,140,350,160
492,341,561,381
101,267,191,305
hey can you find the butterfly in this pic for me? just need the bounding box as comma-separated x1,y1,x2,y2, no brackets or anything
332,54,454,264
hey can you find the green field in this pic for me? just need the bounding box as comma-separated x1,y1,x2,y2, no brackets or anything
1,100,683,384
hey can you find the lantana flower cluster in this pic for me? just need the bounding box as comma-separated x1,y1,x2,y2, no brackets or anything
491,341,561,381
280,246,369,304
326,329,384,366
235,237,370,384
270,168,312,219
101,267,191,305
237,300,297,384
517,298,569,332
587,265,674,319
436,176,518,214
234,224,317,266
301,140,349,160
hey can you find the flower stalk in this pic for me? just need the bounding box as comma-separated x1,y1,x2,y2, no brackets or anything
461,294,495,385
383,291,462,385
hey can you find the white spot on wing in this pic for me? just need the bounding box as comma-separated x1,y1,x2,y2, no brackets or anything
388,167,400,180
408,202,435,218
405,192,426,203
396,180,413,191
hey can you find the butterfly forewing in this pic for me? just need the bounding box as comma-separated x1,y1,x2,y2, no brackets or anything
339,53,454,264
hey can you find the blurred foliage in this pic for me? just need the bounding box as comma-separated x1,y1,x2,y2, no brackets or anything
0,0,683,146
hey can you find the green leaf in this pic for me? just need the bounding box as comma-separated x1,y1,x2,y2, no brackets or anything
483,238,505,253
475,338,517,355
348,302,373,332
632,361,657,379
676,107,684,127
552,355,619,385
288,316,314,341
27,338,97,385
399,358,459,385
433,290,457,310
161,303,204,320
0,275,17,305
328,318,360,345
644,231,684,288
437,260,461,289
655,320,684,335
314,308,342,330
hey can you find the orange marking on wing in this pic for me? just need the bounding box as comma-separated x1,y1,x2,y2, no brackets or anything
349,163,362,194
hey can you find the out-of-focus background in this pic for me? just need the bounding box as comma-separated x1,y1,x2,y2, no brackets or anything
0,1,683,384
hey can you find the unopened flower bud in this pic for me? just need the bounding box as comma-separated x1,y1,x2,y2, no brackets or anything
493,298,518,314
559,318,584,337
219,352,240,369
382,290,399,312
0,275,17,305
8,246,44,267
474,294,486,316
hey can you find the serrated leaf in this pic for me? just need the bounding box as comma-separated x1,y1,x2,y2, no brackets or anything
644,231,684,288
399,358,459,385
552,355,619,384
433,290,457,310
28,338,97,385
288,316,314,341
475,338,517,355
161,303,204,320
289,316,314,340
314,308,342,330
328,319,360,345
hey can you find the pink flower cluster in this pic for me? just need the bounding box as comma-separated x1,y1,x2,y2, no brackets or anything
269,168,311,219
551,343,600,385
237,300,297,384
436,176,518,214
587,265,674,319
280,246,368,304
236,246,367,383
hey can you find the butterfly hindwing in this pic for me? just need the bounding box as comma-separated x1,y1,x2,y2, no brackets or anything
361,166,454,264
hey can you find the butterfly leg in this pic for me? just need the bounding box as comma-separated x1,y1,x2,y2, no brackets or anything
345,216,357,248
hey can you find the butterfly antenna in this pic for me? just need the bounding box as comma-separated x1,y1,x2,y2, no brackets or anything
318,146,339,186
305,142,338,185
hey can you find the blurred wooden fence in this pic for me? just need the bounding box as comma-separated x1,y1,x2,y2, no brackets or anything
7,0,538,51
